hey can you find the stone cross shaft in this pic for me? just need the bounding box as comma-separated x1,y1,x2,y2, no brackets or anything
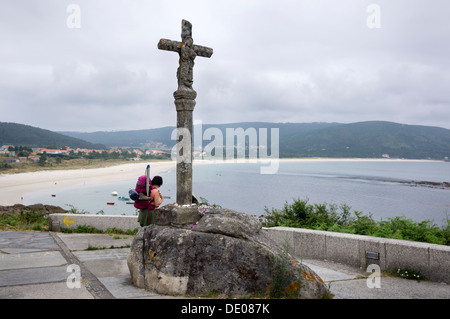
158,19,213,205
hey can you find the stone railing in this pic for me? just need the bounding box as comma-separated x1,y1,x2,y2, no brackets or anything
264,226,450,284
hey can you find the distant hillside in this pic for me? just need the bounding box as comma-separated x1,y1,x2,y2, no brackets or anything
59,122,339,148
59,121,450,160
0,122,106,149
281,121,450,159
59,126,176,148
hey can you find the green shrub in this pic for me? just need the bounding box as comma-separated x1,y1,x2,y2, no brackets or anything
0,209,48,231
262,198,449,246
267,240,302,299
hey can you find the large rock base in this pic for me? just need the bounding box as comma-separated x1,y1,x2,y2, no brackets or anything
127,204,328,298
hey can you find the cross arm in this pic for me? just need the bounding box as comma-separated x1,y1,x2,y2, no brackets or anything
158,39,213,58
158,39,182,53
192,44,213,58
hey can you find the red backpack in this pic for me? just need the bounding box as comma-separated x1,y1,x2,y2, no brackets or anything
133,175,155,210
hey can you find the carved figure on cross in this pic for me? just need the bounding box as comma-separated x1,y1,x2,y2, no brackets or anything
158,19,213,100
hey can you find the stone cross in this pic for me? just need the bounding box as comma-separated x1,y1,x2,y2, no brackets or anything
158,19,213,205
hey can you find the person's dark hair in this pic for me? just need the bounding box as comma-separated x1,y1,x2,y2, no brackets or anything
152,176,163,187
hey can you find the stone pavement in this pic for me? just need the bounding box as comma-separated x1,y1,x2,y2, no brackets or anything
302,258,449,299
0,231,158,299
0,230,448,299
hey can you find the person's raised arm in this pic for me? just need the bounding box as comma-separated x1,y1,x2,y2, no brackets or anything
152,190,164,207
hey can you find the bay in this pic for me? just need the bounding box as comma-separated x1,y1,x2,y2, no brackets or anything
24,160,450,226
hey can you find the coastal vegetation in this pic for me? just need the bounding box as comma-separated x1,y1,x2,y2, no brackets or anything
0,208,50,231
261,198,450,246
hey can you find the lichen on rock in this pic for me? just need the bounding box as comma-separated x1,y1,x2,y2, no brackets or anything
127,204,328,298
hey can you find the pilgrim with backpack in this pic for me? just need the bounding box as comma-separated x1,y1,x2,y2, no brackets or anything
130,165,164,227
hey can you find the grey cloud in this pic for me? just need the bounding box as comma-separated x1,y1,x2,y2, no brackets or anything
1,0,450,131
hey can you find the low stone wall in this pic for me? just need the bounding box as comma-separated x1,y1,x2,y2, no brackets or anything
48,214,140,232
48,205,201,233
264,226,450,284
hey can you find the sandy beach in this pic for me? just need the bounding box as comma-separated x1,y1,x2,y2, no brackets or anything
0,161,176,206
0,157,439,206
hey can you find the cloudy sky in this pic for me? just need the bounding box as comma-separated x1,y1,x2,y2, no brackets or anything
1,0,449,132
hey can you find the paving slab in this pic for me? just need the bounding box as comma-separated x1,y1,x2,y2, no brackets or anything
73,249,130,278
303,258,450,299
0,265,69,287
0,248,47,254
56,233,134,251
0,282,94,299
0,231,59,250
330,277,450,299
99,275,159,299
0,250,67,270
303,261,357,282
73,248,130,262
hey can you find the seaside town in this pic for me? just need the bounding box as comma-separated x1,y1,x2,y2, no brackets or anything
0,144,170,166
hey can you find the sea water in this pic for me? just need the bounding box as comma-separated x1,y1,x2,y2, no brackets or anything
23,160,450,225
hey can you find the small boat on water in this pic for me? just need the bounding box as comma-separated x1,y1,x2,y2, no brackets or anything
111,191,118,196
126,201,134,204
118,197,130,201
106,202,115,205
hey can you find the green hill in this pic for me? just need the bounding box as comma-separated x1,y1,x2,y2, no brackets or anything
59,126,176,148
59,122,339,148
59,121,450,160
281,121,450,159
0,122,106,149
